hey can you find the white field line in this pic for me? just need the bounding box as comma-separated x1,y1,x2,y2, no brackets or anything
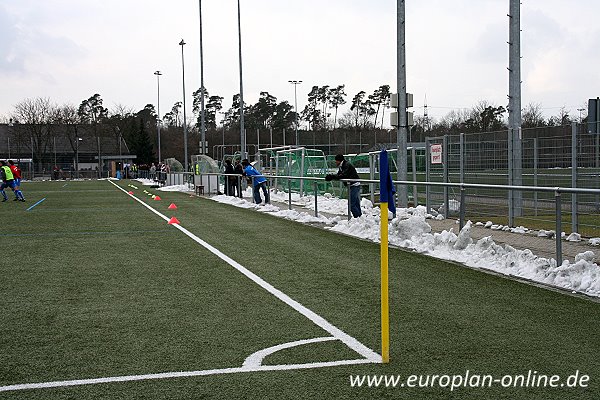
0,359,373,392
243,337,337,368
108,180,381,363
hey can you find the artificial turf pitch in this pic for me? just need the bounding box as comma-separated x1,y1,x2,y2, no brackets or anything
0,179,598,399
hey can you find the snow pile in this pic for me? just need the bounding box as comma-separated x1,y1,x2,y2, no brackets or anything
589,238,600,246
158,184,192,192
135,178,156,186
197,186,600,297
511,226,528,234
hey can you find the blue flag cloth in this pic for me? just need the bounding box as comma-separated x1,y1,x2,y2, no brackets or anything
379,149,396,216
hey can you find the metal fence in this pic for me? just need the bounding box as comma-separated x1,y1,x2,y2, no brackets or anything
425,122,600,237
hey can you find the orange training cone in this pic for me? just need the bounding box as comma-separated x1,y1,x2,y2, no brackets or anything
154,196,162,201
168,203,177,209
168,217,180,225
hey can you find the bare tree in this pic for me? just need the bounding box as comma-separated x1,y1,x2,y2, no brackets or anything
11,97,60,171
521,103,546,128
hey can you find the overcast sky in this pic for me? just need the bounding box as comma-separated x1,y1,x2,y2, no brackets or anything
1,0,599,125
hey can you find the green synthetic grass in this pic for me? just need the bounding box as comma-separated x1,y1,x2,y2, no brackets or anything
1,179,599,399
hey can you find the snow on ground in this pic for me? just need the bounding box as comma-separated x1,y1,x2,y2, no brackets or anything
150,182,600,297
135,178,157,186
158,184,192,192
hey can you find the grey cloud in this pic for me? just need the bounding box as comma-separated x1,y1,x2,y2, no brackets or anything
469,22,506,65
522,9,566,57
0,5,27,74
0,4,86,77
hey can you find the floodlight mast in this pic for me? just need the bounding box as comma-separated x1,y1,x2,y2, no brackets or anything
154,70,162,162
288,80,302,146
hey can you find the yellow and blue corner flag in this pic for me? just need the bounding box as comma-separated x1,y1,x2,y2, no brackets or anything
379,149,396,216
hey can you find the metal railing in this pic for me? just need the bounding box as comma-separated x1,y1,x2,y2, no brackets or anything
196,172,600,264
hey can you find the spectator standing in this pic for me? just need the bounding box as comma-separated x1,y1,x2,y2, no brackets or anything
325,154,362,218
233,160,244,198
223,159,236,196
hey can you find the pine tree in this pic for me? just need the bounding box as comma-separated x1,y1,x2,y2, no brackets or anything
130,118,155,164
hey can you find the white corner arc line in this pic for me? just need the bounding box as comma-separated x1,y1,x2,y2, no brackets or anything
108,181,381,363
243,337,337,368
0,359,373,392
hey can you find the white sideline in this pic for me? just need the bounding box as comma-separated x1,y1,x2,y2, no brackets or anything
0,359,373,392
108,180,381,363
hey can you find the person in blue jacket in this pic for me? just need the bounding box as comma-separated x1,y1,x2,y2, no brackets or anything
241,159,270,204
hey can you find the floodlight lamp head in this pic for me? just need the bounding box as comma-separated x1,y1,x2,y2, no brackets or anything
179,39,186,46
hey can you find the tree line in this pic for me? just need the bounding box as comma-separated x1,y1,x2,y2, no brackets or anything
3,85,588,167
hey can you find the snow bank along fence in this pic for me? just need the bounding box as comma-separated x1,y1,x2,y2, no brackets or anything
200,171,600,265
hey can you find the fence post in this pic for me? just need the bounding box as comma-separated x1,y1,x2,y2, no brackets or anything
207,174,211,195
571,122,578,234
459,132,464,184
370,153,375,206
508,128,514,227
555,189,562,265
425,138,431,213
314,180,318,217
300,148,305,197
288,178,292,210
459,184,466,231
347,185,351,221
275,155,279,192
443,135,449,218
596,134,600,212
411,147,417,206
534,138,538,216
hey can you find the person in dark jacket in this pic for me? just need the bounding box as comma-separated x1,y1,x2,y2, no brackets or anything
325,154,362,218
233,160,244,198
223,159,236,196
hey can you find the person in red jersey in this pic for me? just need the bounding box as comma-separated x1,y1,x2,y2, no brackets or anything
7,160,25,202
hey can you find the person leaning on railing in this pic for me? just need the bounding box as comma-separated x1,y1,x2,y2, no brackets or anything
241,159,270,205
325,154,362,218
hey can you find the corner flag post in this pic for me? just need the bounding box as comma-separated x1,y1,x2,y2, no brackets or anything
379,150,394,364
380,201,389,363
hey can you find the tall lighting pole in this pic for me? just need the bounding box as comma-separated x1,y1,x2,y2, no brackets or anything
508,0,522,223
154,71,162,162
198,0,206,155
179,39,189,172
288,80,302,146
237,0,246,159
396,0,408,208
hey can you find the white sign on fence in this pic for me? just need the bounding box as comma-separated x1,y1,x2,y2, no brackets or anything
431,144,443,164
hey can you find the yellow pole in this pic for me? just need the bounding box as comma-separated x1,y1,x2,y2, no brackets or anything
380,202,390,363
